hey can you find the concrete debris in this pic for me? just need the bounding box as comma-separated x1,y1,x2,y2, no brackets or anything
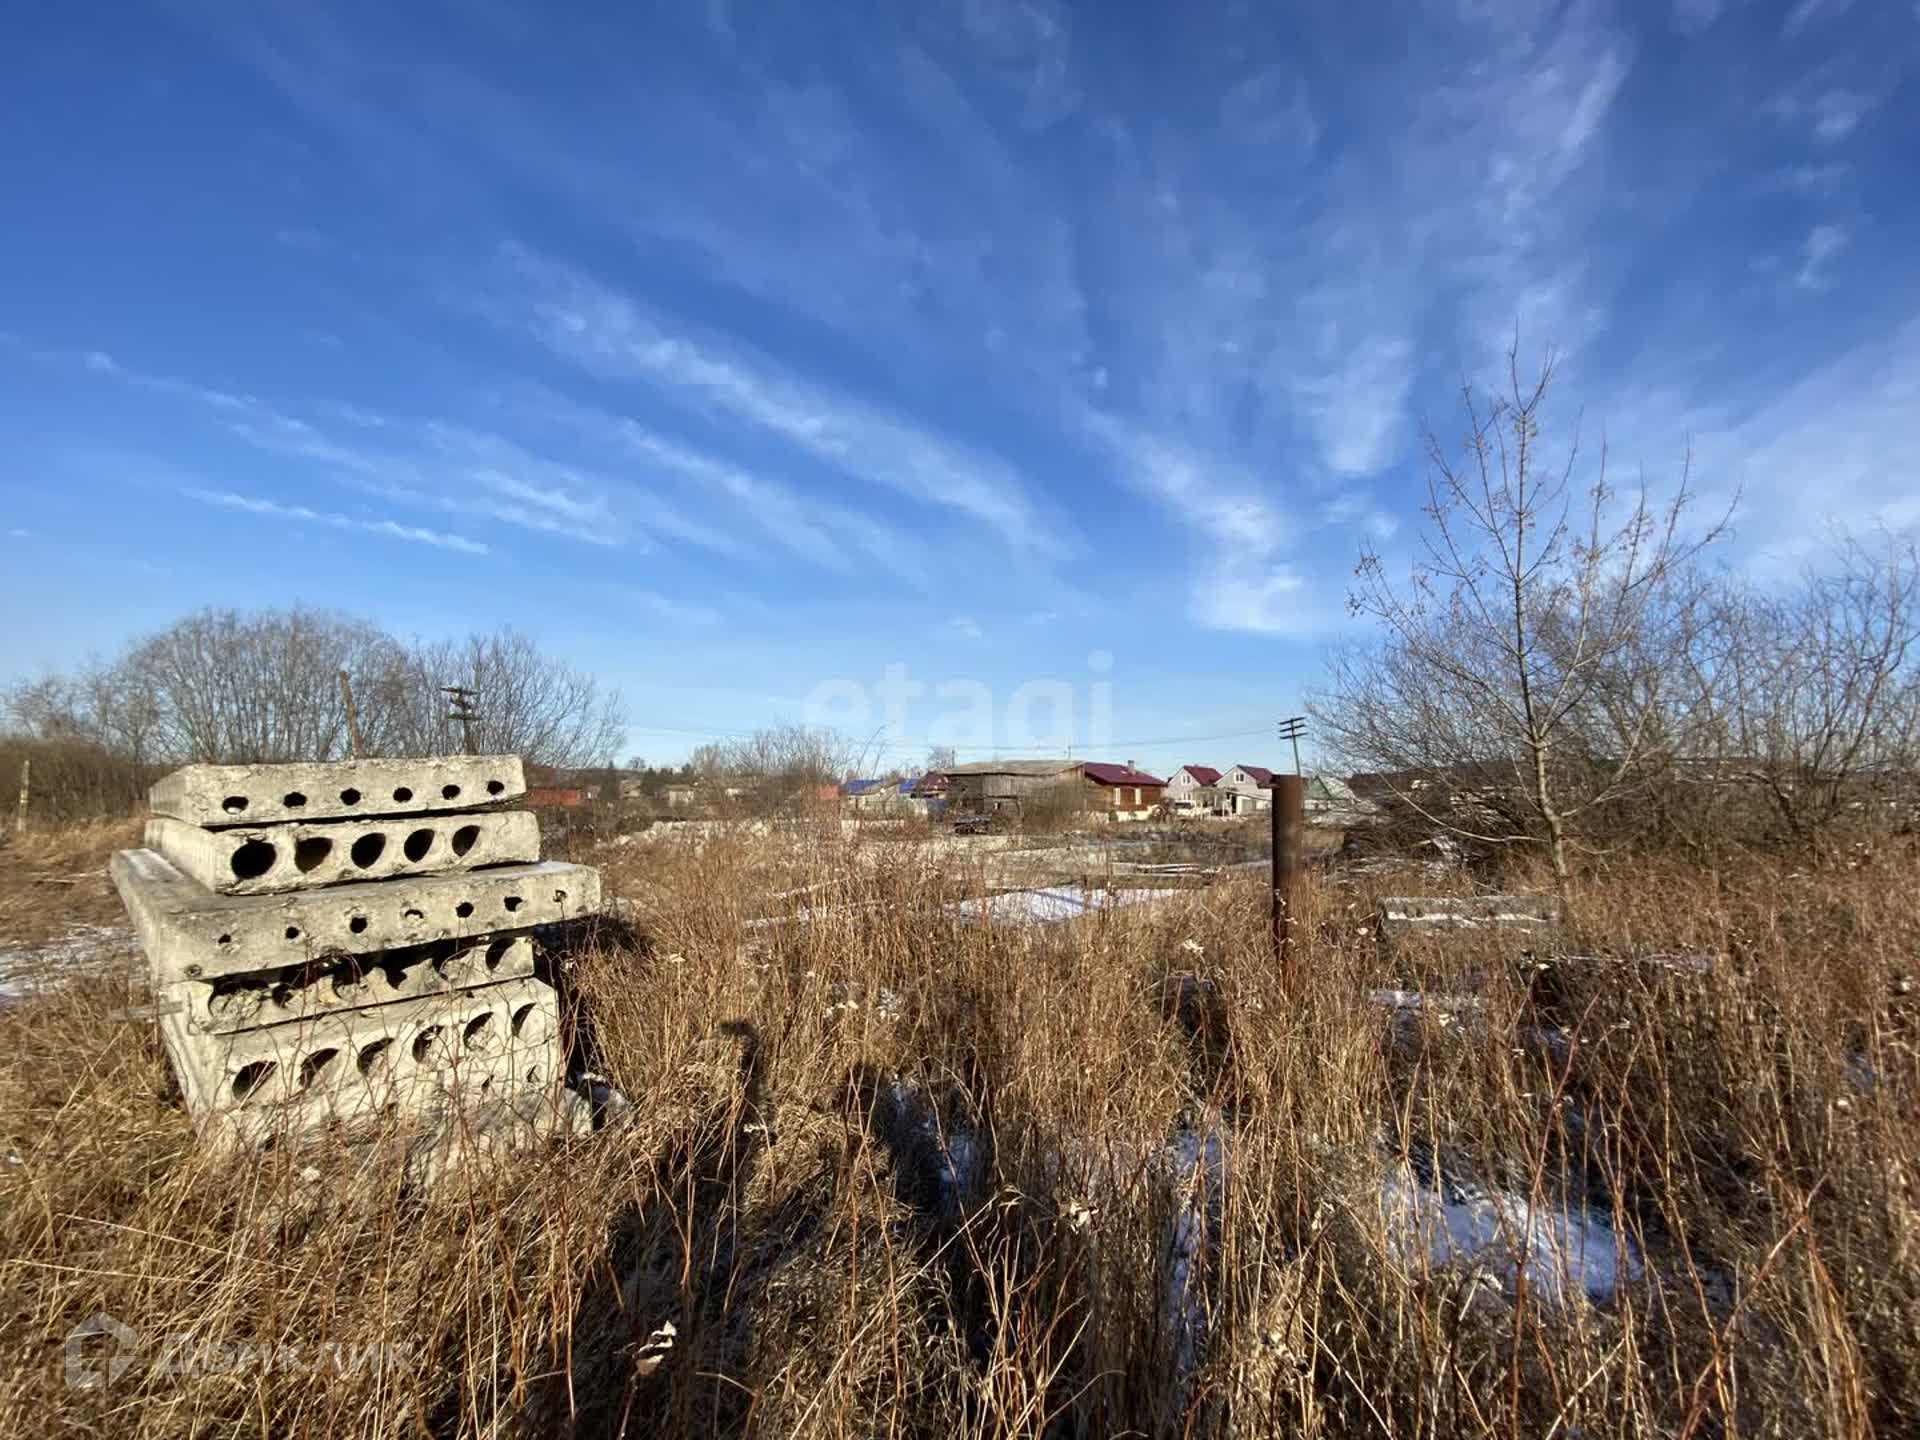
145,810,540,895
112,847,598,981
112,756,599,1159
148,754,527,828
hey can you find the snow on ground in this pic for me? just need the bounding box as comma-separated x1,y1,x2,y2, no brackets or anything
949,885,1182,924
1161,1126,1228,1389
0,924,137,1006
1379,1160,1643,1304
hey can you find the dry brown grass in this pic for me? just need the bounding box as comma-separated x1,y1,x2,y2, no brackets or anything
0,817,142,950
0,826,1915,1437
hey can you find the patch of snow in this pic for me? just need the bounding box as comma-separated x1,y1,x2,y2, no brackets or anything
949,886,1181,925
882,1078,981,1218
1379,1161,1642,1304
1160,1127,1228,1395
0,924,137,1006
1369,989,1487,1013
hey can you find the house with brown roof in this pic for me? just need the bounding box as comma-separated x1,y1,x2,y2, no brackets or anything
1219,763,1275,815
1080,762,1167,820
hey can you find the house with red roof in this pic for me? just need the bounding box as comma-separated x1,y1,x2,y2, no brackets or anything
1219,763,1276,816
1079,761,1168,820
1166,764,1224,813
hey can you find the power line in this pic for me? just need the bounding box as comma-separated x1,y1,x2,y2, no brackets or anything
622,721,1276,754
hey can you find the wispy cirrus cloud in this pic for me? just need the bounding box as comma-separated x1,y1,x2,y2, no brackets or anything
1082,412,1320,636
47,342,727,553
1795,223,1850,290
494,249,1063,554
184,488,488,554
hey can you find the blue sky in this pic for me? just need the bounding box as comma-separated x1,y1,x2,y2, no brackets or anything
3,0,1917,774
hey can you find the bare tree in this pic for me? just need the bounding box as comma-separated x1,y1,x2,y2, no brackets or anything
120,608,401,764
1701,538,1920,845
1314,347,1728,892
925,744,958,773
369,628,624,768
8,609,626,770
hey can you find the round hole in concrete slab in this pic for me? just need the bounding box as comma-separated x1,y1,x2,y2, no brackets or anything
403,828,434,862
463,1014,496,1050
553,889,567,903
348,915,368,934
451,824,479,857
349,832,386,869
503,895,523,913
294,836,331,872
392,786,413,803
511,1003,536,1037
402,905,425,922
284,926,301,941
486,779,505,795
339,788,361,805
217,933,233,947
231,1060,276,1100
485,938,512,970
222,795,248,814
357,1038,392,1075
299,1048,340,1089
282,791,307,808
455,901,474,919
412,1026,446,1066
442,783,462,800
229,839,277,881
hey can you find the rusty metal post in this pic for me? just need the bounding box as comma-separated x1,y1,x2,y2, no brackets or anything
1270,773,1305,981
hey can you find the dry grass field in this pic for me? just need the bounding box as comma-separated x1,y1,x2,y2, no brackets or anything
0,821,1915,1437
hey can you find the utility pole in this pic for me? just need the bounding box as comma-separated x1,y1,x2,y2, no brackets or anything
1278,715,1306,776
338,670,365,759
443,685,481,756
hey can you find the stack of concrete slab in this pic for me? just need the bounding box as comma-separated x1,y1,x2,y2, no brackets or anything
110,755,600,1147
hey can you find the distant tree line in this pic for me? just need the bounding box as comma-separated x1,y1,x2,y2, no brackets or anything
1313,348,1920,880
4,607,626,779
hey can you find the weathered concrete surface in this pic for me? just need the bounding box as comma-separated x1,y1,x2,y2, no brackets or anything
159,974,562,1137
113,847,599,980
150,755,527,828
174,934,538,1034
147,810,540,895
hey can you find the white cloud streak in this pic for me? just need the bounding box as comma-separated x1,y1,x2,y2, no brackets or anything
1795,223,1850,291
185,488,489,554
500,250,1061,554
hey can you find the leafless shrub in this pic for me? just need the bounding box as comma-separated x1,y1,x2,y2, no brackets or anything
688,724,859,815
1693,538,1920,848
0,738,156,828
